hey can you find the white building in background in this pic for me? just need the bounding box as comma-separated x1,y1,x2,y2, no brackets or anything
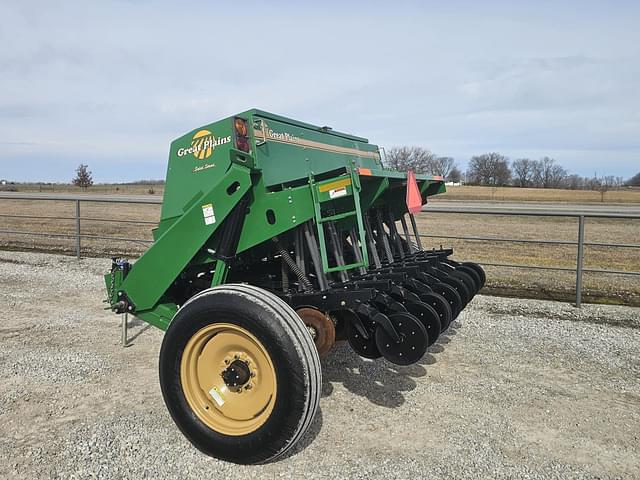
0,179,7,185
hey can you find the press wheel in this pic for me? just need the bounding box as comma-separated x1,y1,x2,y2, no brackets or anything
375,313,428,366
403,301,441,346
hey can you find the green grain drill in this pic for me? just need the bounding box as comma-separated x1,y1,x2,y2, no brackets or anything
104,109,485,464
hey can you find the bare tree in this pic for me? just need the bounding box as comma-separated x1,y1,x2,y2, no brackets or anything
531,157,566,188
565,174,585,190
72,164,93,190
447,166,462,183
549,164,568,188
430,156,456,178
512,158,534,187
384,147,436,174
467,152,511,186
627,172,640,186
601,175,618,188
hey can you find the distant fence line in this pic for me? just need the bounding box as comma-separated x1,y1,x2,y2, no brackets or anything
0,193,639,308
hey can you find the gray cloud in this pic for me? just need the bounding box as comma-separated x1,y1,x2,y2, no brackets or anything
0,0,638,182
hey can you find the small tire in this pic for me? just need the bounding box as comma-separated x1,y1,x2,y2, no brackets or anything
159,284,321,464
450,270,477,299
457,265,482,293
420,291,452,332
462,262,486,289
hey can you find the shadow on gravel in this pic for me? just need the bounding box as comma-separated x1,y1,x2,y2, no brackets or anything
126,324,152,345
121,316,152,346
319,320,460,408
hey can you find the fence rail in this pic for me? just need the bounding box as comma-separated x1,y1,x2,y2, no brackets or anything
1,193,639,308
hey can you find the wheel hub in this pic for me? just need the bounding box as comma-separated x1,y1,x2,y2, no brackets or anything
221,359,252,388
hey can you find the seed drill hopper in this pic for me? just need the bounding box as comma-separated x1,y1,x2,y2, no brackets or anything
105,109,485,464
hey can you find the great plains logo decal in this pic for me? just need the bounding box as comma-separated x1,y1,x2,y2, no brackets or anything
177,130,231,160
265,128,301,144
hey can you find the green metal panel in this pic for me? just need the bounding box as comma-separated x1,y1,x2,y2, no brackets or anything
251,114,381,187
160,119,236,226
235,179,316,253
121,163,252,311
136,304,177,331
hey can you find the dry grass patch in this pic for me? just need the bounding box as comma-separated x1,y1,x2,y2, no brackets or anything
1,199,638,306
437,185,640,203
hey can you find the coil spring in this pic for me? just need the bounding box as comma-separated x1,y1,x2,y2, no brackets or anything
272,238,313,291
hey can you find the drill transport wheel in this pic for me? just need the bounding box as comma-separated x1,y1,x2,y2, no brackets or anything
159,284,321,465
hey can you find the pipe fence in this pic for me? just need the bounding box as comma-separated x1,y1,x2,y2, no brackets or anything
1,193,639,307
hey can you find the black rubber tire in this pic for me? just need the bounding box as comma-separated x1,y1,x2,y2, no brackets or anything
457,265,482,293
462,262,486,289
450,270,477,298
430,282,463,320
159,284,321,465
438,273,471,307
419,291,452,332
403,301,441,346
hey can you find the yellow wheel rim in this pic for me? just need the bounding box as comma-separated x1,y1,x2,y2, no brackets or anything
180,323,277,436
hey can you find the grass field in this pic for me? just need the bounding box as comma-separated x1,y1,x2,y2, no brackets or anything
1,183,165,196
414,213,640,306
1,194,638,306
437,185,640,203
3,183,640,203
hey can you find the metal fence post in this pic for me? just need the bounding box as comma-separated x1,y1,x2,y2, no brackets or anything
575,215,585,307
75,199,81,259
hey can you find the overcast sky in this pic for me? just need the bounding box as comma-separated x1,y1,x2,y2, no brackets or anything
1,0,638,182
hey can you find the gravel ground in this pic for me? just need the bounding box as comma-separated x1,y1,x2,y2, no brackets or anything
1,251,639,479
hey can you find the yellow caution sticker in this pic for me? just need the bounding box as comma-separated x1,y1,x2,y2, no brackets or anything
318,178,351,193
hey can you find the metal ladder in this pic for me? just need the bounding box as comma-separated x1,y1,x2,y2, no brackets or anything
309,167,369,274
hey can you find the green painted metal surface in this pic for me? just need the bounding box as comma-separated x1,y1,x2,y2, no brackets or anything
121,163,252,311
106,109,447,330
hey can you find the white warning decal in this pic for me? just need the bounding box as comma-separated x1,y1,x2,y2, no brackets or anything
202,203,216,225
329,187,348,199
208,386,226,407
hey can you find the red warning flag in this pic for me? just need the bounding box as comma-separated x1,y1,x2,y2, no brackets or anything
406,170,423,214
